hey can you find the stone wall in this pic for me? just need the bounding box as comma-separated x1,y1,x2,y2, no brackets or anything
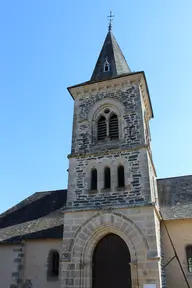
0,244,18,287
70,84,145,155
0,239,63,288
67,148,152,208
24,239,62,288
65,71,160,288
66,76,155,209
61,207,162,288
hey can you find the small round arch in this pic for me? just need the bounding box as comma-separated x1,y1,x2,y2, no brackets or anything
118,165,125,188
47,250,60,280
91,168,98,190
89,99,124,144
103,58,110,72
104,167,111,189
89,98,123,124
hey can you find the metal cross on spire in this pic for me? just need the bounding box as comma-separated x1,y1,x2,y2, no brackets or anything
107,11,115,31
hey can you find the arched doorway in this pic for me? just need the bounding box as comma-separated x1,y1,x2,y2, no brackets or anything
92,233,132,288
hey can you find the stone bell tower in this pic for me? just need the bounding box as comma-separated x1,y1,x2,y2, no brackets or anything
61,20,162,288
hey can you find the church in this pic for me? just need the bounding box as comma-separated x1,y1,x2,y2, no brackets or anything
0,18,192,288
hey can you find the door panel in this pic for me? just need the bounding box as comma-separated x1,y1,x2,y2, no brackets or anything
92,233,132,288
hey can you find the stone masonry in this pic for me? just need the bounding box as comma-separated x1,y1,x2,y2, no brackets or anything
71,84,143,155
61,69,162,287
61,208,161,288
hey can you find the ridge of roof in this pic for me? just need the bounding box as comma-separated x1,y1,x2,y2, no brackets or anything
157,174,192,181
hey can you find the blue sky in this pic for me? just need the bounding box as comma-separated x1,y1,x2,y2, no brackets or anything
0,0,192,213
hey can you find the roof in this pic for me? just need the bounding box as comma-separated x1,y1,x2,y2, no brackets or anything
0,189,67,244
90,31,131,82
157,175,192,220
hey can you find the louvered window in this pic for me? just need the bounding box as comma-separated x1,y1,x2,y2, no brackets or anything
91,169,97,190
104,167,111,189
97,116,106,140
109,114,118,139
186,245,192,273
118,165,125,187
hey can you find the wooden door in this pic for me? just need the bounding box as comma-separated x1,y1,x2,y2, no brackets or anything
92,233,132,288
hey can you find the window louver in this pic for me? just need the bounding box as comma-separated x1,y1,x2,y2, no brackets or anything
109,114,118,139
98,116,107,140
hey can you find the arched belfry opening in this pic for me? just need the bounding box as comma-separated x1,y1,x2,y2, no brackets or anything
92,233,132,288
104,167,111,189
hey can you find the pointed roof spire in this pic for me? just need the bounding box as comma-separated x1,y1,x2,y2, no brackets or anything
90,14,131,82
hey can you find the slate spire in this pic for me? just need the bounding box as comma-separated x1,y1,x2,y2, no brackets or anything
90,28,131,82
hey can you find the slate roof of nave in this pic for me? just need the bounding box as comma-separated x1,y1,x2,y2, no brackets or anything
0,175,192,243
158,174,192,220
0,189,67,244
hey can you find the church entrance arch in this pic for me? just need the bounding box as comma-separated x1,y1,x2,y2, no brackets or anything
92,233,132,288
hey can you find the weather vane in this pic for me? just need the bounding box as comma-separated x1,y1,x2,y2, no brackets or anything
107,11,115,31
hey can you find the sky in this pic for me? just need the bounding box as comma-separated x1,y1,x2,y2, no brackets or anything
0,0,192,213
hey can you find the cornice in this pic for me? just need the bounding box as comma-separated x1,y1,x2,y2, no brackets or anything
140,73,154,119
63,201,154,213
68,72,143,100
